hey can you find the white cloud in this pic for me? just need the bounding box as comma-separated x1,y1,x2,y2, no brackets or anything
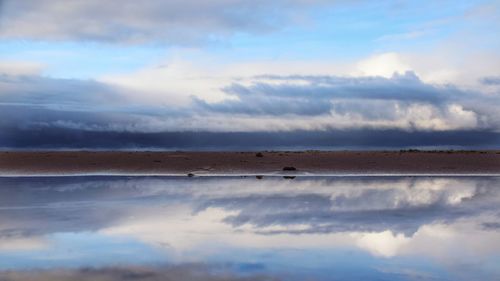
102,58,233,106
354,52,412,78
0,237,48,251
0,60,45,76
354,230,410,257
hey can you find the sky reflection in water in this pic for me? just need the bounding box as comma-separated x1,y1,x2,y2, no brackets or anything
0,176,500,281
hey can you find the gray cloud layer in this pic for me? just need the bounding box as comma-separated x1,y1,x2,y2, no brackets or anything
0,0,328,44
197,72,454,116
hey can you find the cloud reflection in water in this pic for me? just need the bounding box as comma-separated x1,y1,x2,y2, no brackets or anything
0,176,499,280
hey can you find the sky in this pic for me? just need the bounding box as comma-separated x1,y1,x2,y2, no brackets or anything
0,0,499,149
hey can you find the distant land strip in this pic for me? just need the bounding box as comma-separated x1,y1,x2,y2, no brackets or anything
1,151,499,176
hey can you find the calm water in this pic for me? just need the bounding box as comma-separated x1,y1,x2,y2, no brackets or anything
0,176,500,281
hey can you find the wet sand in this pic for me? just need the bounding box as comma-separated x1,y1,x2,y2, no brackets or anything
1,151,499,175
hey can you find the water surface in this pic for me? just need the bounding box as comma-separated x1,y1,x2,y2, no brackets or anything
1,176,499,280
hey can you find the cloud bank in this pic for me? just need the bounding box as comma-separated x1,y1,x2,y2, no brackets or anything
1,69,499,149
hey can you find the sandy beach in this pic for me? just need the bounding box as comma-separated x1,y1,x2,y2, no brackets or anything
1,150,499,175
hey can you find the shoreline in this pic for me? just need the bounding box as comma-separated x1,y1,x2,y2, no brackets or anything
1,151,499,176
2,173,500,178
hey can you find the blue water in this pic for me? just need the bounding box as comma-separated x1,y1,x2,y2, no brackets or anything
1,176,499,280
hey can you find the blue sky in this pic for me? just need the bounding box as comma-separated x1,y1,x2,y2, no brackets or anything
0,0,499,148
0,0,494,78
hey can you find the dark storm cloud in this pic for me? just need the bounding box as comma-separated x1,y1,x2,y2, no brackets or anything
0,0,329,44
0,74,122,108
2,126,500,149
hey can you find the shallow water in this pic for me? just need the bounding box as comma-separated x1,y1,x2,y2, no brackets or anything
0,176,499,281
